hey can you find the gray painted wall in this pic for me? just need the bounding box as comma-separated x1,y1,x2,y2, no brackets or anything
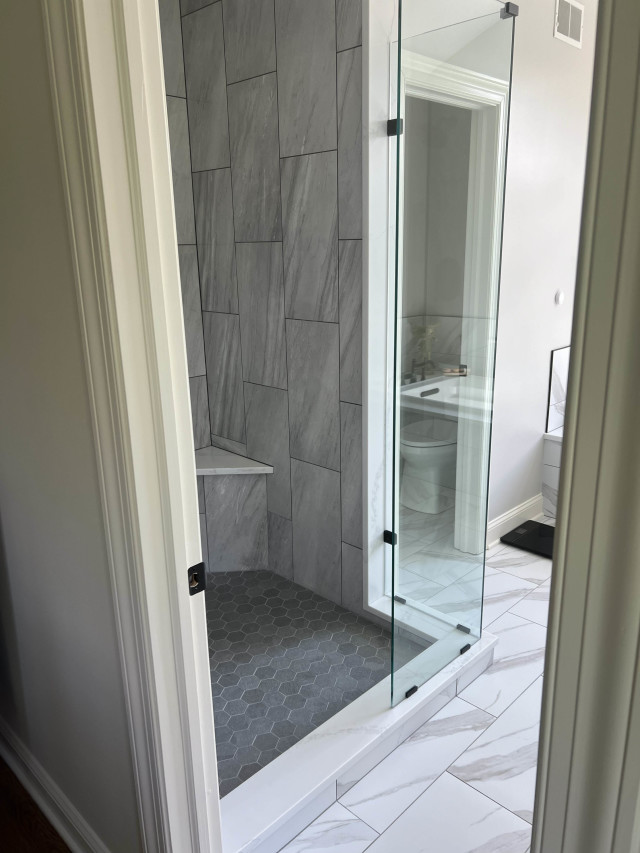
159,0,364,609
0,4,141,850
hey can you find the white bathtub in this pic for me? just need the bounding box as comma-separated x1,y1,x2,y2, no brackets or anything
400,374,491,422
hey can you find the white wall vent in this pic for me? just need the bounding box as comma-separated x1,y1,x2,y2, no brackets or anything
554,0,584,48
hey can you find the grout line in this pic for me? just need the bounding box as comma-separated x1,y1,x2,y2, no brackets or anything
180,0,219,21
227,68,277,89
279,148,338,162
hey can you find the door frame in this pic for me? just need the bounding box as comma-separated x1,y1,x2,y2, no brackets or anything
42,1,221,850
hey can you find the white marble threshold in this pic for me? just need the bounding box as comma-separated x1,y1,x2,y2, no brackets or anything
220,633,497,853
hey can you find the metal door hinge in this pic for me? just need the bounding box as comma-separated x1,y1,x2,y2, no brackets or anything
383,529,397,546
188,563,206,596
460,643,471,655
387,117,404,136
405,685,418,699
501,2,519,17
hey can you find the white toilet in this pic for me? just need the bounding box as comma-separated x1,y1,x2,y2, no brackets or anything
400,417,458,514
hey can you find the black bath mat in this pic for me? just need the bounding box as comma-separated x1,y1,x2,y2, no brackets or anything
500,519,555,559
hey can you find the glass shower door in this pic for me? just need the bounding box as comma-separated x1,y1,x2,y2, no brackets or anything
390,5,516,704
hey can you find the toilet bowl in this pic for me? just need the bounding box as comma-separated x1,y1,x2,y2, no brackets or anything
400,417,458,514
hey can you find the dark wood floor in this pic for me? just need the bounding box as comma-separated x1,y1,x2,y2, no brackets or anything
0,757,69,852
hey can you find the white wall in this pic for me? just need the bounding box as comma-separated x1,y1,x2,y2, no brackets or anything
488,0,598,520
0,4,141,850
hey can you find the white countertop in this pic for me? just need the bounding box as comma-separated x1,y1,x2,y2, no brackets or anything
194,445,273,476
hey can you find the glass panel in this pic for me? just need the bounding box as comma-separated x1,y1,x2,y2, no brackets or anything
390,6,515,704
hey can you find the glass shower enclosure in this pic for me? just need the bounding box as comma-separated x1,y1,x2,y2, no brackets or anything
389,4,516,703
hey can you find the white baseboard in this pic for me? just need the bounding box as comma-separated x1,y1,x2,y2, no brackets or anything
0,717,111,853
487,493,544,549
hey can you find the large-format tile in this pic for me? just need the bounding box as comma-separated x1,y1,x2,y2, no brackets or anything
341,542,364,615
401,547,476,588
279,802,376,853
424,570,484,636
193,169,238,313
286,320,340,470
339,240,362,404
450,677,543,823
227,73,282,241
274,0,337,156
341,403,363,548
189,375,210,449
291,459,341,603
180,0,209,13
337,47,362,239
178,246,206,376
486,545,552,586
267,512,293,580
482,569,538,627
281,152,339,322
158,0,186,97
341,697,495,833
202,312,246,443
211,433,247,456
510,580,551,628
236,243,287,388
204,474,268,573
365,771,531,853
336,0,362,51
182,2,230,170
459,612,547,716
244,383,291,519
222,0,276,84
396,568,444,604
166,97,196,244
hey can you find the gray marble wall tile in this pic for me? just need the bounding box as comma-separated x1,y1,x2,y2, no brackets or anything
339,240,362,404
178,246,206,376
274,0,337,156
193,169,238,313
336,0,362,51
199,513,209,570
166,97,196,244
159,0,186,97
337,47,362,239
281,152,338,322
286,319,340,471
228,74,282,242
203,312,246,442
340,402,363,548
268,512,293,580
222,0,277,84
236,243,287,388
291,459,341,603
182,3,230,170
211,433,247,456
341,542,363,614
244,383,291,518
180,0,211,14
189,375,211,448
204,474,268,573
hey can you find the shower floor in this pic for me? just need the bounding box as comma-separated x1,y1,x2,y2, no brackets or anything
206,571,421,797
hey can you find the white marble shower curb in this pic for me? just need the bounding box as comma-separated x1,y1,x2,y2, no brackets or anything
220,632,497,853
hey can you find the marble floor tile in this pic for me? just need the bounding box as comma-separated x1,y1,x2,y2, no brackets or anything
486,545,552,585
542,515,557,527
423,572,483,635
182,2,230,170
459,612,547,717
279,803,377,853
364,771,531,853
449,677,543,823
340,697,494,833
222,0,276,84
401,548,476,589
275,0,337,156
396,568,444,604
481,570,538,628
509,581,551,628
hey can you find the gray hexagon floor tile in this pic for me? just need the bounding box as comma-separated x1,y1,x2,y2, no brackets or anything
205,571,424,797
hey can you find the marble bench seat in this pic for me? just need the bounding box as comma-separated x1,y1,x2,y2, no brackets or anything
195,445,273,476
